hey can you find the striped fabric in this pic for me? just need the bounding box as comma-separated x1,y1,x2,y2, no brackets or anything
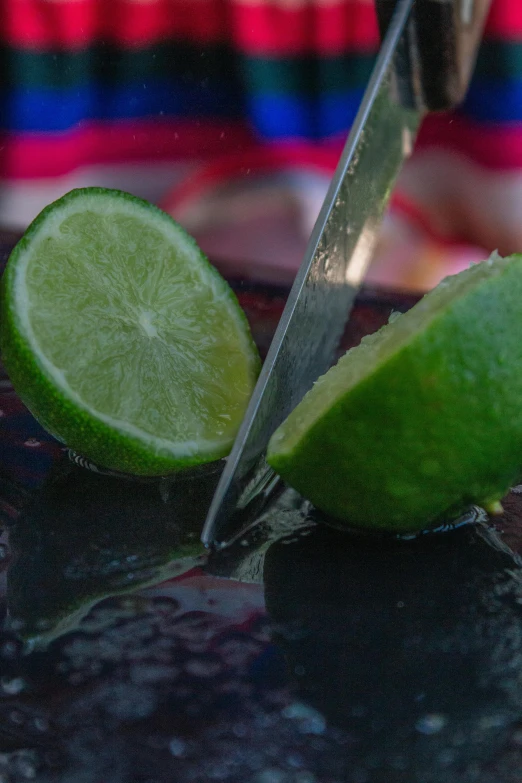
0,0,521,221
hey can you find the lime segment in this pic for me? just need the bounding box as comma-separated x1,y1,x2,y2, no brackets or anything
268,252,522,533
0,188,260,475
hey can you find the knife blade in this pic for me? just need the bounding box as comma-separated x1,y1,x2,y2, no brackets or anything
201,0,420,549
202,0,493,550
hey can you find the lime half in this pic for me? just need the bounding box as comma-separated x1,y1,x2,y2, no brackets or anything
0,188,260,475
268,252,522,533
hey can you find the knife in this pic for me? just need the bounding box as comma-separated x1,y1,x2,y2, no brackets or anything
201,0,491,550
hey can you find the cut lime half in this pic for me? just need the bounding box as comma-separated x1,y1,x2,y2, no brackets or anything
0,188,260,475
268,252,522,533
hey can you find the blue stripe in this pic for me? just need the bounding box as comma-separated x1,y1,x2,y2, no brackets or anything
248,90,364,140
0,80,243,132
6,78,522,136
461,79,522,123
318,90,364,137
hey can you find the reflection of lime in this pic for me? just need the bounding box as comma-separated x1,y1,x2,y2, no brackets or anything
0,188,260,475
268,253,522,533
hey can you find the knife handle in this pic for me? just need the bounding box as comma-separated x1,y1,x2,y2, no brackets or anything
376,0,492,111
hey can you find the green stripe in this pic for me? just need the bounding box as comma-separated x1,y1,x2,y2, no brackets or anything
0,42,238,90
0,45,375,93
1,39,520,94
242,53,375,94
243,41,522,97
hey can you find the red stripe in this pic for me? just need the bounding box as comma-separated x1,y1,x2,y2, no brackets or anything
417,114,522,170
8,114,521,181
0,120,255,179
4,0,227,49
4,0,379,55
5,0,522,53
485,0,522,41
232,2,379,56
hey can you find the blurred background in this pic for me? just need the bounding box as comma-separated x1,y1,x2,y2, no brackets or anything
1,0,522,293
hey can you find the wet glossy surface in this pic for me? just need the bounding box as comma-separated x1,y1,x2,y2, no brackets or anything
2,233,522,782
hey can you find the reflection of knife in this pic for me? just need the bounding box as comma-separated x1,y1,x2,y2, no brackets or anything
202,0,491,550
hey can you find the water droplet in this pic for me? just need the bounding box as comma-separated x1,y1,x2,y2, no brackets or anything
31,717,49,733
282,702,326,735
478,714,507,730
23,438,41,448
13,754,37,780
159,482,171,503
415,713,447,735
286,753,305,768
169,737,186,758
0,752,37,781
0,676,26,695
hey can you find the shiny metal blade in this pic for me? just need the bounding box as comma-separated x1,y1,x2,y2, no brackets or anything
202,0,421,549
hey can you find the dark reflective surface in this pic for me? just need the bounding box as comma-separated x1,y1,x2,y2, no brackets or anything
6,460,215,646
265,522,522,782
3,233,522,782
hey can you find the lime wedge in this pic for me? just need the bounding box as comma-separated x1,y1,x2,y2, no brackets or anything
268,252,522,533
0,188,260,475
